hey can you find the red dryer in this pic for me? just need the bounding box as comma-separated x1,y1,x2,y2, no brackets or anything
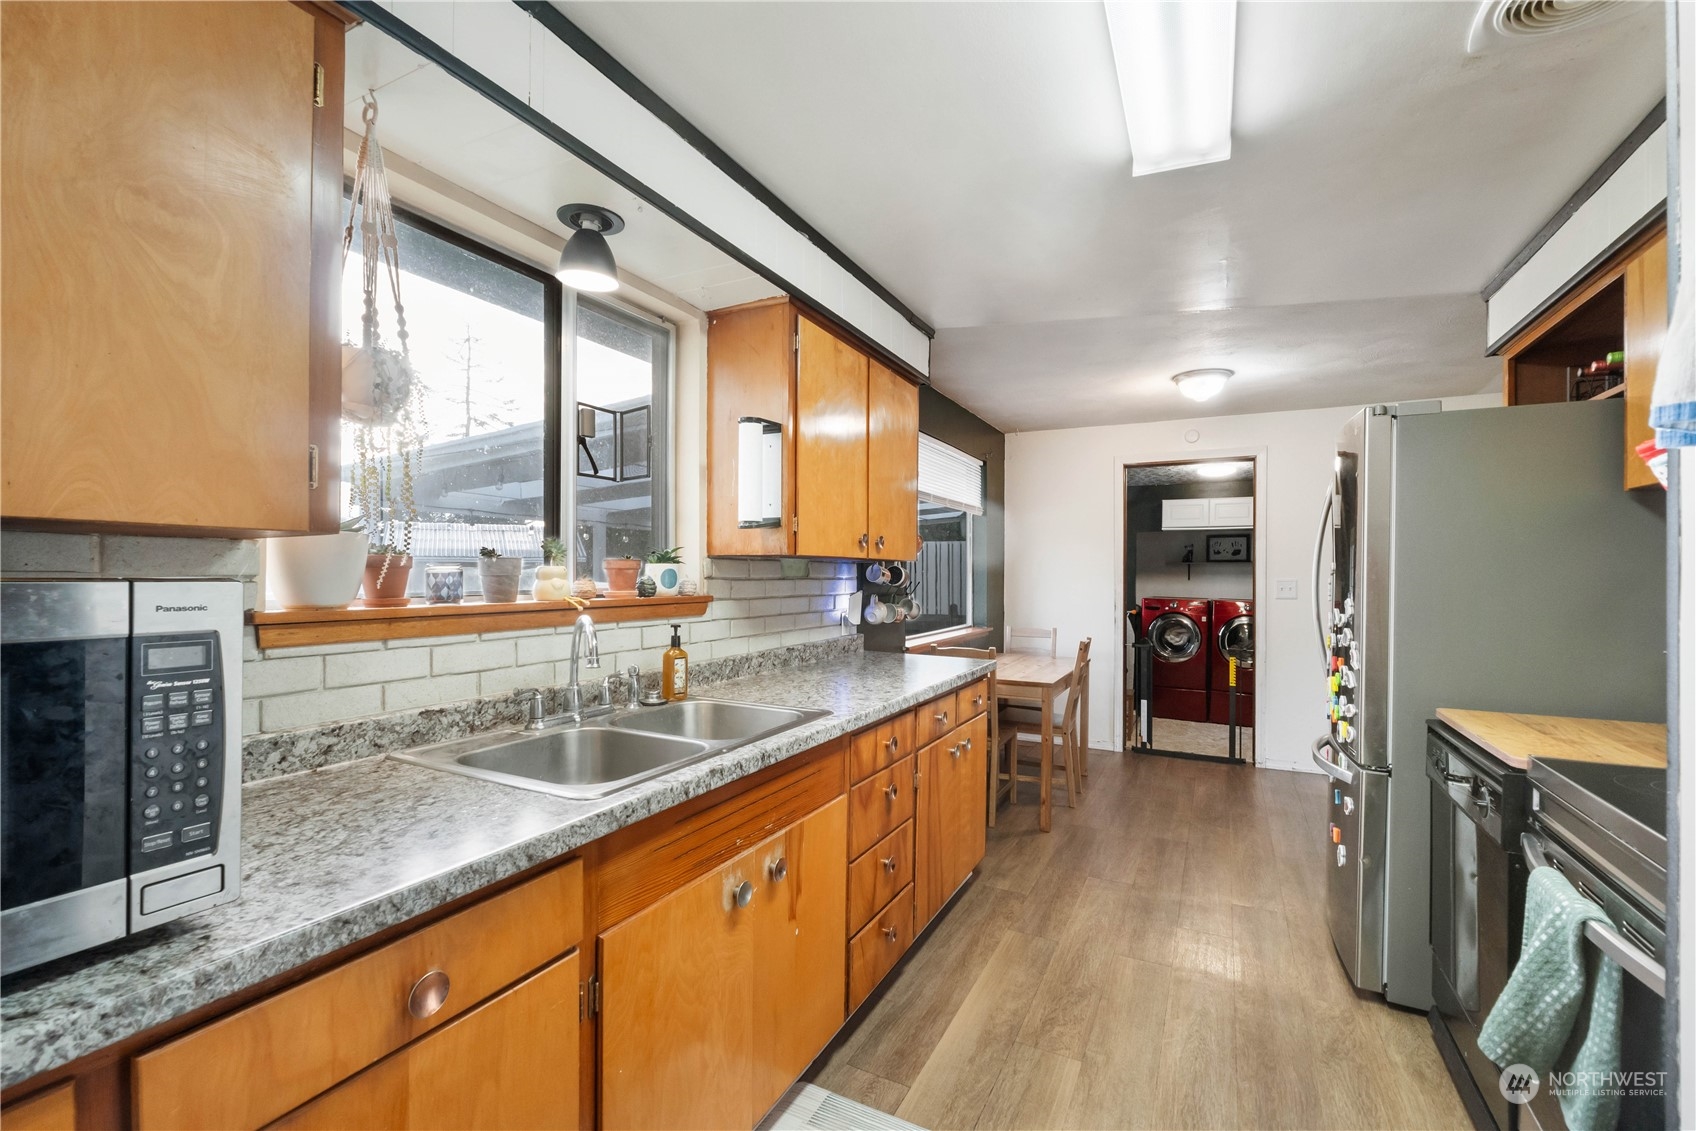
1208,598,1255,726
1142,597,1210,722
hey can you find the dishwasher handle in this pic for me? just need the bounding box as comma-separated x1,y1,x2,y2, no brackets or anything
1519,833,1666,998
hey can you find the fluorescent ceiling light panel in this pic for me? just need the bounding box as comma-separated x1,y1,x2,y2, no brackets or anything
1104,0,1238,176
1195,460,1250,479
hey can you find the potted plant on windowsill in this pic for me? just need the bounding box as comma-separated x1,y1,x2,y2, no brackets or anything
534,537,573,603
642,547,686,597
478,546,523,603
362,540,413,608
603,555,642,597
266,516,370,609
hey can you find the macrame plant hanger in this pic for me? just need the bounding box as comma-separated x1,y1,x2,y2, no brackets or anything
342,93,422,586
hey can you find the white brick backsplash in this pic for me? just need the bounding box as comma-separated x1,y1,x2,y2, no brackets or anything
641,624,674,648
593,626,643,652
432,639,515,675
242,700,260,736
515,633,573,666
389,634,478,649
480,628,556,642
385,673,480,712
808,561,836,579
243,655,322,697
704,558,749,579
480,662,555,696
703,577,734,599
262,685,382,731
103,535,259,579
692,619,729,642
325,648,431,688
728,580,769,599
779,597,809,614
747,560,783,580
263,640,384,658
0,531,100,575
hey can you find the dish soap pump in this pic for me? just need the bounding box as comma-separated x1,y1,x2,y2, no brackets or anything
662,624,689,701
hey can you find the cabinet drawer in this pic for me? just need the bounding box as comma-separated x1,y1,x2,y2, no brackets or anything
2,1082,75,1131
849,712,914,783
849,755,915,859
914,694,958,747
848,885,914,1013
848,820,913,935
268,951,580,1130
955,680,990,721
134,858,583,1131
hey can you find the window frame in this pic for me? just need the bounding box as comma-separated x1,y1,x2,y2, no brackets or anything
352,196,677,564
905,507,975,645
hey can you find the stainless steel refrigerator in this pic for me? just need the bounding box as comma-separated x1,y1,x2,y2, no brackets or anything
1309,399,1666,1009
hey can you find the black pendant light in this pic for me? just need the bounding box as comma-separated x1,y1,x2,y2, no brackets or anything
555,204,625,293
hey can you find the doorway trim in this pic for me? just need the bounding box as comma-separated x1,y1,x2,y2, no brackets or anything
1114,446,1269,759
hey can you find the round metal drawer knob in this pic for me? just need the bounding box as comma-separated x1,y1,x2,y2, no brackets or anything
735,880,755,909
883,926,899,943
407,969,451,1019
768,857,789,882
885,783,899,802
882,856,896,873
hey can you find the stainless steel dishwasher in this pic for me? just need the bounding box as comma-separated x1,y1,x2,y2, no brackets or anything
1426,720,1531,1131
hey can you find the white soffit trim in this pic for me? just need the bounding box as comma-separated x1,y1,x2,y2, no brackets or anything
384,1,931,377
1485,122,1667,348
918,433,985,516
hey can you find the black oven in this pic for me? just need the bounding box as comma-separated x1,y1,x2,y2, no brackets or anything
1,580,242,974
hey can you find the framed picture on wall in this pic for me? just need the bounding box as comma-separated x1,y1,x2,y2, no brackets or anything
1206,533,1251,562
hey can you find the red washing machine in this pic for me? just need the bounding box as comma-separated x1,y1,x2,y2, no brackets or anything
1142,597,1210,722
1208,598,1255,726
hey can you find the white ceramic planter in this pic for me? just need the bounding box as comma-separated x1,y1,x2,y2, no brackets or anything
642,562,684,597
266,532,368,609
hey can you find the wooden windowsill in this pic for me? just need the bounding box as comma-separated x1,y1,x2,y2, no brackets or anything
905,625,995,653
249,595,713,650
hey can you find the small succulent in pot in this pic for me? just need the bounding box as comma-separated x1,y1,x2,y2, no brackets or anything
534,537,574,602
642,546,686,597
360,533,414,608
476,545,524,603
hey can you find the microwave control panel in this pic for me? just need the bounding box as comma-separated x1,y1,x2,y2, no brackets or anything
129,632,224,868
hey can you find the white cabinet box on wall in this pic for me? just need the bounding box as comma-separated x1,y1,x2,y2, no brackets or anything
1162,497,1252,530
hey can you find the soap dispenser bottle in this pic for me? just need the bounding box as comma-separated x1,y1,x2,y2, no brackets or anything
662,624,689,701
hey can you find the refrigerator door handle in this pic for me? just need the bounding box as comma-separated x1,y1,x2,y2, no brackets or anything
1311,736,1354,784
1311,483,1334,670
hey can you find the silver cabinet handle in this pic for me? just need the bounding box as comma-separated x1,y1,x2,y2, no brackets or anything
408,969,451,1019
768,857,788,882
934,710,949,725
885,782,899,802
883,925,899,943
972,694,984,708
859,533,869,550
882,856,896,873
886,735,899,754
949,743,962,759
734,880,755,909
875,535,885,552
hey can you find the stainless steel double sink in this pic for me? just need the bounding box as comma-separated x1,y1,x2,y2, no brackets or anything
391,698,830,800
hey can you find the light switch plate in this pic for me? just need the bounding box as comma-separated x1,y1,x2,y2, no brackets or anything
1275,579,1299,600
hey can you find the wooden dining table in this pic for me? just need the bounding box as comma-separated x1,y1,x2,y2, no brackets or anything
995,651,1089,832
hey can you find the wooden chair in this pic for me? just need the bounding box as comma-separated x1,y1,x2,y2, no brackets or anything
1004,626,1057,656
924,645,1005,828
1000,637,1091,809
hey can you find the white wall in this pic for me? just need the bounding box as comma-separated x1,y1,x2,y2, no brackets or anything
1005,404,1358,772
1134,530,1253,600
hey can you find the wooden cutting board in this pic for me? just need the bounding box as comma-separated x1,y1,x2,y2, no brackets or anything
1434,708,1667,771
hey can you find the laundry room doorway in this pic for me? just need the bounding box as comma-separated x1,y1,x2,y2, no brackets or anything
1122,458,1258,762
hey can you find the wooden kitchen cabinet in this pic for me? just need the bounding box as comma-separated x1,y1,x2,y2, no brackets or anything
0,1082,76,1131
268,952,580,1130
707,298,921,560
598,798,846,1130
1,1,345,535
796,316,871,558
1622,233,1667,489
915,714,989,930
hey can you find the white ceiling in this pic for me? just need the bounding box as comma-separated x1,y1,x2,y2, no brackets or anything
554,0,1666,431
343,24,780,313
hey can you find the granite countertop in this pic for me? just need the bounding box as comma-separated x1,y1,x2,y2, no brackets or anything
0,652,991,1089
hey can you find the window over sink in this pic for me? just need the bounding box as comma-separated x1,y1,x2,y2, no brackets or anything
906,435,986,643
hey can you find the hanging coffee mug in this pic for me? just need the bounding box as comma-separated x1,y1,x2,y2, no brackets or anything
885,563,908,587
865,563,890,585
864,594,887,624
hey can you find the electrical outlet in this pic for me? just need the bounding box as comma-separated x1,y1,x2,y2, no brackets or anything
1275,579,1299,600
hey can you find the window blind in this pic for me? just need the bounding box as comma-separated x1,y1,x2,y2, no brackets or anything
918,433,985,516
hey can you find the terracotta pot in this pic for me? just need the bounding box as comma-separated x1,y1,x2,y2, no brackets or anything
603,557,642,595
266,531,368,609
361,553,413,607
478,556,524,603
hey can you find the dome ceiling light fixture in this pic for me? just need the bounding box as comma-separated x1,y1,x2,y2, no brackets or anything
1195,460,1251,480
555,204,625,293
1172,368,1233,402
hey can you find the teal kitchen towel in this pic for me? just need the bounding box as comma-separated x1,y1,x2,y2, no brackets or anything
1479,865,1624,1131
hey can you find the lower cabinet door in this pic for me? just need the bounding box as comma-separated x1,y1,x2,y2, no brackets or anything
268,951,580,1130
1,1082,76,1131
750,798,847,1119
848,886,915,1013
600,849,758,1131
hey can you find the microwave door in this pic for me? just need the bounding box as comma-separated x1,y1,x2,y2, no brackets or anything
0,582,131,973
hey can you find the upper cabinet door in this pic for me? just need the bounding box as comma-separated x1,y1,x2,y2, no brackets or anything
1208,497,1254,527
1,2,341,535
795,316,869,558
867,360,919,561
706,300,797,557
1161,498,1210,529
1623,233,1667,490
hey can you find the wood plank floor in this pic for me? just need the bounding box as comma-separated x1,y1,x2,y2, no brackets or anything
806,751,1470,1130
